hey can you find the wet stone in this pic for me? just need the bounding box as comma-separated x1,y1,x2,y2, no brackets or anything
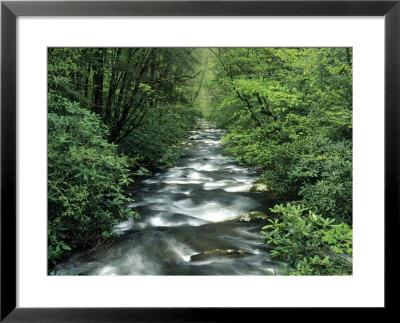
250,183,269,192
190,249,248,261
220,211,270,224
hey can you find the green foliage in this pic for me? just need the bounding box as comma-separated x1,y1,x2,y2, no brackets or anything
295,138,352,222
119,104,199,166
198,48,353,275
48,48,200,143
204,47,352,224
47,47,353,276
261,204,352,275
48,93,137,268
48,48,204,271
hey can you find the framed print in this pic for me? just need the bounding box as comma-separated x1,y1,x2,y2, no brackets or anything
1,0,398,321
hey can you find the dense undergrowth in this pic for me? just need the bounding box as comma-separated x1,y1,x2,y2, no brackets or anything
48,92,138,266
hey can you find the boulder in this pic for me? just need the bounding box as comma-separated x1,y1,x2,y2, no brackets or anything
190,249,247,261
189,135,199,140
223,211,269,223
250,183,269,192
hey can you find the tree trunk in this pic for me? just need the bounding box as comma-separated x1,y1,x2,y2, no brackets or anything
92,49,105,115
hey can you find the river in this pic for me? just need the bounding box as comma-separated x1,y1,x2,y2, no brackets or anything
54,120,281,275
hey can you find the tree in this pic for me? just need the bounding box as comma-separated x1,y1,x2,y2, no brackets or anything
203,47,353,223
48,48,200,143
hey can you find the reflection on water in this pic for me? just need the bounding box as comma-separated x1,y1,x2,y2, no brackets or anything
53,120,280,275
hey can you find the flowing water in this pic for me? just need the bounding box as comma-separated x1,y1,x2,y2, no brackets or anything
54,120,281,275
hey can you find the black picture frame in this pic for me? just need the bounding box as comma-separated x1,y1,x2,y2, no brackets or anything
1,0,398,321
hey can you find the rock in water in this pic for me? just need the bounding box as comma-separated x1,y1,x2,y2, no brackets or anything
189,135,199,140
190,249,247,261
221,211,269,223
250,183,269,192
250,182,279,198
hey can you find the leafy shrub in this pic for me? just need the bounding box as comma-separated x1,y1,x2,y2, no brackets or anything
223,132,352,223
261,204,352,275
261,137,353,223
48,94,137,269
296,139,352,223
